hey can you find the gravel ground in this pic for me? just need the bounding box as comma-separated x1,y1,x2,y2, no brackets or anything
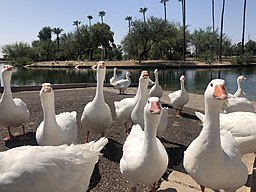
0,87,212,191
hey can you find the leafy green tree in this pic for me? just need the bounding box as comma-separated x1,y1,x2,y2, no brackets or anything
38,26,52,41
32,40,56,61
245,40,256,55
98,11,106,24
123,17,176,62
90,22,114,60
2,42,33,65
160,0,169,21
52,27,64,51
59,32,77,60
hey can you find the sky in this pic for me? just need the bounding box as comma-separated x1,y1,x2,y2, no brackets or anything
0,0,255,58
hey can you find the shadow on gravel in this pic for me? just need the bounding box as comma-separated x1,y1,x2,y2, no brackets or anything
101,138,123,163
87,161,102,192
5,131,38,149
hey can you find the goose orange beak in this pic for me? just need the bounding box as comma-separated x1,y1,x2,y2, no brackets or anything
213,84,227,100
150,101,161,115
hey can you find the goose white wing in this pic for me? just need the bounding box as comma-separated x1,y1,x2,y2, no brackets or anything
222,97,254,113
196,111,256,155
114,97,134,110
55,111,78,144
120,124,144,170
12,98,30,120
112,79,131,90
0,137,108,192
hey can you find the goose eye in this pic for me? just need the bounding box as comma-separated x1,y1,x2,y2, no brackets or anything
210,83,213,87
147,100,150,104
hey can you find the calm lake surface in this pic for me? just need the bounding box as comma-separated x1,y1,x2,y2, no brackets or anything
1,63,256,100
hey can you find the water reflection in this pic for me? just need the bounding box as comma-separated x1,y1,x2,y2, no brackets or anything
0,64,255,100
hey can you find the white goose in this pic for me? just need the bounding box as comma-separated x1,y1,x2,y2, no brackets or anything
112,71,131,94
109,67,118,85
120,97,168,192
157,107,168,138
0,65,30,140
183,79,248,192
221,96,254,113
233,75,246,97
114,70,149,133
36,83,78,146
168,75,189,116
0,137,108,192
149,69,163,99
195,111,256,155
81,61,112,143
131,71,149,128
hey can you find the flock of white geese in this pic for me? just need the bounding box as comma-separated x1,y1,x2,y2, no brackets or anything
0,61,255,192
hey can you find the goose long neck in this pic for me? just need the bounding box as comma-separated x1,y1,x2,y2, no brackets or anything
155,73,159,84
180,80,185,91
202,101,221,146
237,79,241,90
134,79,147,101
138,80,149,102
94,69,105,101
1,74,13,101
41,95,56,122
143,114,159,152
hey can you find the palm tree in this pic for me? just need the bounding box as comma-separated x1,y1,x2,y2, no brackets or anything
241,0,247,54
139,7,148,24
125,16,132,60
52,27,63,51
219,0,226,62
125,16,132,34
87,15,93,27
178,0,186,61
73,20,81,32
98,11,106,24
211,0,215,32
160,0,169,21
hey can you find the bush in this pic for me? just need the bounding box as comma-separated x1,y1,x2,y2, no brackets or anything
229,53,253,65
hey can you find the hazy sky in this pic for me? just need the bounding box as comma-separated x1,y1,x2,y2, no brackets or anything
1,0,255,57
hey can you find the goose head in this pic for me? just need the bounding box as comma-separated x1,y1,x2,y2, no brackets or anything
237,75,246,83
144,97,163,127
126,71,131,78
114,67,117,72
180,75,186,81
96,61,106,78
139,70,149,86
1,65,13,80
40,83,54,102
205,79,228,108
154,69,158,75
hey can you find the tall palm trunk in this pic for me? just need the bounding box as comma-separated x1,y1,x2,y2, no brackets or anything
241,0,247,55
181,0,186,61
212,0,215,32
219,0,225,63
164,2,167,21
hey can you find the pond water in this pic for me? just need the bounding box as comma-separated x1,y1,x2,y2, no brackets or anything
1,63,256,100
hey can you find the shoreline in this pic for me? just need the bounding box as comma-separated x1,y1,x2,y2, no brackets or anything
26,60,256,69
